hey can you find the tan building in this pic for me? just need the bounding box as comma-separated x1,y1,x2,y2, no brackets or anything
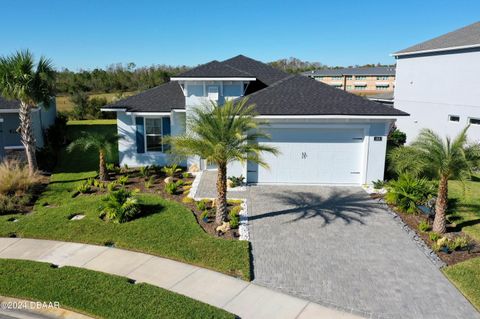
303,66,395,95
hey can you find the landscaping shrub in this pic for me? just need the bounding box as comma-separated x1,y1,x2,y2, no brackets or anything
429,232,440,242
200,210,209,221
182,196,194,204
165,182,178,195
182,172,191,179
162,164,182,177
230,205,242,216
139,165,151,178
372,179,386,189
385,173,436,213
76,181,91,194
196,199,208,211
101,188,140,223
418,220,430,232
106,163,120,174
107,181,118,192
144,176,155,189
0,194,30,215
228,175,245,188
117,175,129,186
227,199,243,205
229,212,239,229
36,114,68,171
0,159,40,195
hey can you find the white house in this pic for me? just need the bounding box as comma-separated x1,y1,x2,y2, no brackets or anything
393,21,480,143
102,55,407,185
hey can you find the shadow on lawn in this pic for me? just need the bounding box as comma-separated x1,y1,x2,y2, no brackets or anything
135,203,165,220
249,189,382,227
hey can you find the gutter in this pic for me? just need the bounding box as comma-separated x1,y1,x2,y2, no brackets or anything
392,43,480,57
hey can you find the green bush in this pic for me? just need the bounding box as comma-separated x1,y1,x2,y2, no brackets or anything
182,172,191,179
372,179,386,189
228,175,245,188
227,199,243,205
0,194,30,215
165,182,178,195
107,181,118,192
196,199,208,211
230,205,242,217
162,164,182,177
385,174,436,213
200,210,209,221
229,212,239,229
117,175,129,186
106,163,120,174
182,196,194,204
139,166,151,178
429,232,440,242
144,176,155,189
418,220,430,232
76,181,91,194
448,237,469,251
101,188,140,223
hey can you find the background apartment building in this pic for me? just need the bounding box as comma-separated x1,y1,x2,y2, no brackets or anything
303,66,396,95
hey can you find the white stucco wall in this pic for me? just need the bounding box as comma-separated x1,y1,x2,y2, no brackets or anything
116,111,185,167
394,49,480,143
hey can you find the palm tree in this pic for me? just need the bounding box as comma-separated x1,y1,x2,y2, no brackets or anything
67,132,119,181
168,98,279,224
390,127,477,233
0,50,55,175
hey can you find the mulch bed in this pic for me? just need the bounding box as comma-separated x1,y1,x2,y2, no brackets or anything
371,193,480,265
78,167,241,240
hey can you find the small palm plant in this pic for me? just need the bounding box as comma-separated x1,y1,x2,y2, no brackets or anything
389,127,480,233
101,188,140,223
168,98,279,224
161,164,182,177
67,132,119,181
0,50,55,175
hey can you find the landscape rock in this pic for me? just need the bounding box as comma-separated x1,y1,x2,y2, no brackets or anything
227,179,234,189
216,222,230,233
188,164,199,173
164,176,174,184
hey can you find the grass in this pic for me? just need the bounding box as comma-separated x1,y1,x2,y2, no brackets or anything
444,257,480,311
449,176,480,241
0,120,250,280
0,259,234,319
56,92,135,113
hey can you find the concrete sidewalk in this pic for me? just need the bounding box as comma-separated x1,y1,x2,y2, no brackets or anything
0,238,362,319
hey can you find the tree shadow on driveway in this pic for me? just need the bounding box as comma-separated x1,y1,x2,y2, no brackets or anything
249,188,383,227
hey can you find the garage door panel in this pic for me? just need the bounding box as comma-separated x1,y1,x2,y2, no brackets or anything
253,128,364,184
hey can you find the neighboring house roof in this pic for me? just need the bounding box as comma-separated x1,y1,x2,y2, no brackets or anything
243,75,407,116
0,96,20,110
366,92,394,101
104,81,184,112
303,66,395,77
175,60,254,78
394,21,480,56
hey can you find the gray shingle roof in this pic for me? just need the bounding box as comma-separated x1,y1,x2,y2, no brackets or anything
105,81,184,112
222,55,290,85
176,60,253,78
243,75,407,116
303,66,395,77
394,21,480,55
0,96,20,110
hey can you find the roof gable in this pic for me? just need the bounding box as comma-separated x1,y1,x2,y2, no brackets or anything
176,60,253,78
222,55,290,85
394,21,480,56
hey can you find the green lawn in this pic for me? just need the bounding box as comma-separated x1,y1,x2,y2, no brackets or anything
444,257,480,311
0,259,234,319
0,120,250,279
449,177,480,241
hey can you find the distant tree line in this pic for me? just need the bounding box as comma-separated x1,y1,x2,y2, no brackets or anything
55,63,190,94
268,57,395,74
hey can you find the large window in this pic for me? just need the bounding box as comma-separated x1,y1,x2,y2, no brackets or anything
355,76,366,80
145,118,163,152
354,85,366,90
469,117,480,125
376,85,389,90
377,76,389,80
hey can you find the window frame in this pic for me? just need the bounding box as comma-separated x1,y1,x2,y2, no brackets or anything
144,117,164,153
468,117,480,125
448,115,460,123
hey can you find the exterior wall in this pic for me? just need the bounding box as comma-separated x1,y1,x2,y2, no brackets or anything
116,111,186,167
313,75,395,95
394,49,480,143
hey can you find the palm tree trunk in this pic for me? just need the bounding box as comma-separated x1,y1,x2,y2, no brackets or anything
18,101,37,175
99,150,107,181
215,162,228,224
433,175,448,234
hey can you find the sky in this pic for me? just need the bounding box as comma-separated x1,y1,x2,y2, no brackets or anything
0,0,478,71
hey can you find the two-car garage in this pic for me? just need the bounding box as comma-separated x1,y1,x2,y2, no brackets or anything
246,126,367,185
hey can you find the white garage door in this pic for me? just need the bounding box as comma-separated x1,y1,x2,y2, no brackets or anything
248,127,365,184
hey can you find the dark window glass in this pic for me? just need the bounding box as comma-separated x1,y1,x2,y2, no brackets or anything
469,118,480,125
449,115,460,122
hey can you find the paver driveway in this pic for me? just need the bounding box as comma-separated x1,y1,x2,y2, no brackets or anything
246,185,479,319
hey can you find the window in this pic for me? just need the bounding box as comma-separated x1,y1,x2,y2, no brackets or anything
376,85,389,90
449,115,460,122
145,118,163,152
377,76,389,80
354,85,366,90
346,76,353,80
207,86,219,101
469,117,480,125
355,76,366,80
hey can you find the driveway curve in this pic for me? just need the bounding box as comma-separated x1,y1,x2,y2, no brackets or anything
247,185,479,319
